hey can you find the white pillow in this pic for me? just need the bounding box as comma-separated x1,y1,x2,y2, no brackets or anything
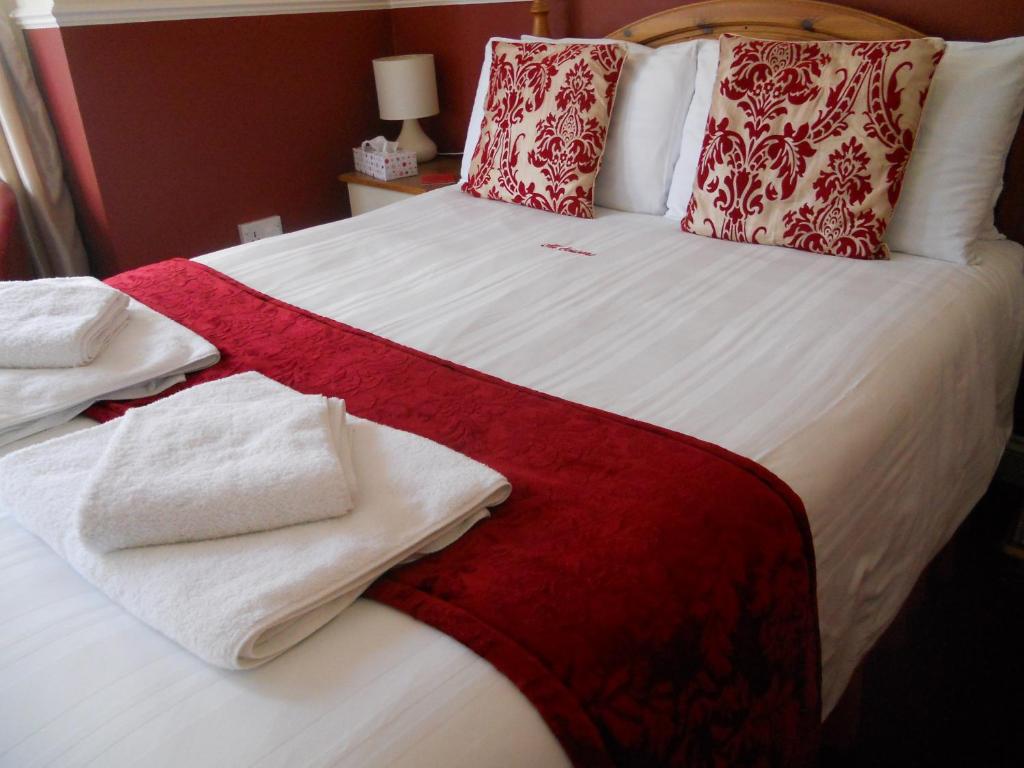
665,38,719,221
884,37,1024,263
461,36,700,215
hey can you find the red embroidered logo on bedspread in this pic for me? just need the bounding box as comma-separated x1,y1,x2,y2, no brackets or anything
681,35,944,260
541,243,595,256
461,42,626,219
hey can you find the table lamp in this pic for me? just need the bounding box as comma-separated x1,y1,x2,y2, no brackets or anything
372,53,440,163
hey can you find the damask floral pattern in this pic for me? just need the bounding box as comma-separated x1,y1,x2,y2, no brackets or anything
90,258,821,768
462,41,626,218
681,34,945,259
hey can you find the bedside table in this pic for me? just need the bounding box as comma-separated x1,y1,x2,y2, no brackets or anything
339,156,462,216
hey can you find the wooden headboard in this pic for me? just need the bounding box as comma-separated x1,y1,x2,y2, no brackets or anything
530,0,921,41
607,0,922,42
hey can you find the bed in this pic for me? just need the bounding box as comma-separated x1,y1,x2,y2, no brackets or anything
3,2,1023,766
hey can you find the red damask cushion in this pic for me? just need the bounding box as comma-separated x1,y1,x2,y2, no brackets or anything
462,41,627,219
681,34,945,260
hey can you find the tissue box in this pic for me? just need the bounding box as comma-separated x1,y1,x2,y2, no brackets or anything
353,146,418,181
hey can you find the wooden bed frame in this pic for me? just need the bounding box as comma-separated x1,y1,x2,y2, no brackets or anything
530,0,921,40
527,0,967,751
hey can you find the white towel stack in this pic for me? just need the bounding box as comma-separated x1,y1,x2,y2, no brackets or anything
75,392,358,553
0,294,220,448
0,372,511,668
0,277,130,368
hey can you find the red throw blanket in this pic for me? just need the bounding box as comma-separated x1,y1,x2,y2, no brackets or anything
88,259,821,767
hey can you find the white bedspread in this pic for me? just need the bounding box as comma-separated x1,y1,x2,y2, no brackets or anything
3,187,1022,767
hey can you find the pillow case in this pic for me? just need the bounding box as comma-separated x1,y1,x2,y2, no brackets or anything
461,41,627,218
523,35,700,215
681,34,945,260
884,37,1024,263
665,38,720,221
461,36,519,183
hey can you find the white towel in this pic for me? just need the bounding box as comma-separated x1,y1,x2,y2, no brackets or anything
0,277,130,368
75,380,358,552
0,373,510,669
0,298,219,447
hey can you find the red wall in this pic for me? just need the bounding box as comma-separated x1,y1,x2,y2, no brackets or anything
390,1,567,154
25,0,1024,276
28,11,392,276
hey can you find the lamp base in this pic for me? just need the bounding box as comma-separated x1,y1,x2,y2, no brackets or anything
396,118,437,163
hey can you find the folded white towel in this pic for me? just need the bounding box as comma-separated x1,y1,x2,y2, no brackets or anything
0,298,219,447
0,277,130,368
0,372,510,668
76,382,357,552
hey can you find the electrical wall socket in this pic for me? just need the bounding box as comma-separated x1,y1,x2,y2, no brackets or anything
238,215,283,244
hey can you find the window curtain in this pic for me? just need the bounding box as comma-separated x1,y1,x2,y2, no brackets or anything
0,7,88,277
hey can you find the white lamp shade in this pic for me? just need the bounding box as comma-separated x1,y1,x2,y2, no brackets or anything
372,54,440,121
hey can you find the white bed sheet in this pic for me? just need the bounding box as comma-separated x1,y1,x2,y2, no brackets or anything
3,187,1023,767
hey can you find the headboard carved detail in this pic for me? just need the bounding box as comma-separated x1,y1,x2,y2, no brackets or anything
613,0,922,43
529,0,922,44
